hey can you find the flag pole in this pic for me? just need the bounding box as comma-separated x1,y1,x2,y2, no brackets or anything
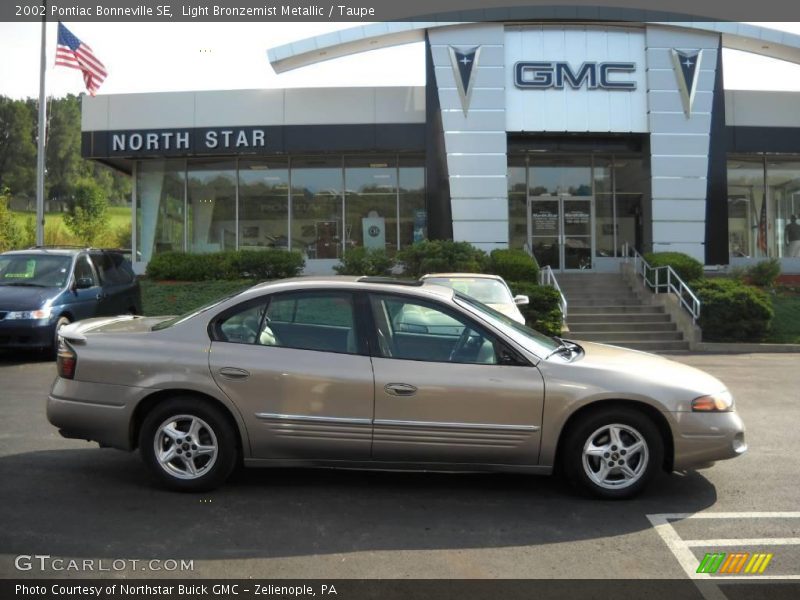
35,4,48,246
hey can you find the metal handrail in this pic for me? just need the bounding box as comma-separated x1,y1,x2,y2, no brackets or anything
621,242,701,323
538,265,568,321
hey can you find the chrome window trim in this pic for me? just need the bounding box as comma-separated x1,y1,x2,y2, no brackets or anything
375,419,540,432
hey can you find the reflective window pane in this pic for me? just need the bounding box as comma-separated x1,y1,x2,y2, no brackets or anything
136,160,185,262
529,156,592,197
595,194,615,257
345,157,397,254
399,156,426,249
727,158,765,258
290,157,343,260
508,159,527,250
187,160,236,253
238,159,289,250
766,160,800,258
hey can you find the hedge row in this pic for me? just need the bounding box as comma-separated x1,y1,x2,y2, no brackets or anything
334,243,541,283
507,281,563,337
644,251,775,342
147,250,305,281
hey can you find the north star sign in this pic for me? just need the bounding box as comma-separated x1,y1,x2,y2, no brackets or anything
514,61,637,90
109,128,266,152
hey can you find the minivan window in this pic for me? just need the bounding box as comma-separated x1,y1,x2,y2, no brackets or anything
0,254,72,288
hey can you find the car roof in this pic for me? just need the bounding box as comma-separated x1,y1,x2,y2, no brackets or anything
0,247,127,257
421,273,505,281
242,276,456,302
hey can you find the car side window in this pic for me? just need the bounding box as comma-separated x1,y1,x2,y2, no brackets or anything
264,292,358,354
218,302,269,345
91,253,133,285
369,295,498,365
73,256,97,286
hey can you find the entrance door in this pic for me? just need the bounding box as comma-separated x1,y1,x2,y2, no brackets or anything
530,196,593,271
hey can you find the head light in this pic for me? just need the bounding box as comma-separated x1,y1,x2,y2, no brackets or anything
5,307,53,320
692,390,734,412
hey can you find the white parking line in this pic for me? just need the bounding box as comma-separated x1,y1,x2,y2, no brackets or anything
647,512,800,600
684,538,800,547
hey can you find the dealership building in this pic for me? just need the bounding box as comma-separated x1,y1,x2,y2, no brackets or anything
81,20,800,274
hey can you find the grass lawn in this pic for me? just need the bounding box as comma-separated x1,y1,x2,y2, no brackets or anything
765,290,800,344
140,279,252,316
11,206,131,230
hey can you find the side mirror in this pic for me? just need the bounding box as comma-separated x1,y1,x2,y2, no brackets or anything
74,277,94,290
513,294,530,306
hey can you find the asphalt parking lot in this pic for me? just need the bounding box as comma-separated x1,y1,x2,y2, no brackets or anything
0,350,798,580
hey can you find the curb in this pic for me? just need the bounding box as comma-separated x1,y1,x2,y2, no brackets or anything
694,342,800,353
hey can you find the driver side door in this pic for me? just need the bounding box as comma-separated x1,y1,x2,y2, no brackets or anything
367,293,545,466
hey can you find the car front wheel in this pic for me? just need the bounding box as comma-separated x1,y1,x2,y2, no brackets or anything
562,407,664,499
139,397,238,492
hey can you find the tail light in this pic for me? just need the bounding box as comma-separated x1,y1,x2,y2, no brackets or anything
57,339,77,380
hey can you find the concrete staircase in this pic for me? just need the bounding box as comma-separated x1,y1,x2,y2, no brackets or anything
559,272,690,352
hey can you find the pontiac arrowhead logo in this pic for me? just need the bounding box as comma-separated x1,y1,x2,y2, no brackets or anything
448,46,481,116
671,49,703,117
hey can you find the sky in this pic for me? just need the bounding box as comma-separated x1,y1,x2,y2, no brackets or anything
1,21,800,98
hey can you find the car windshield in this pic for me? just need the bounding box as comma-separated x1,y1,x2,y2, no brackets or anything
454,292,561,357
425,277,513,305
0,254,72,288
151,292,244,331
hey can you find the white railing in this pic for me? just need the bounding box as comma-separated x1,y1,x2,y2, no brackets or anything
621,242,701,323
539,265,568,321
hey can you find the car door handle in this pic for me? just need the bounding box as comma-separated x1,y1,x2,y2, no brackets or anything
384,383,417,397
218,367,250,380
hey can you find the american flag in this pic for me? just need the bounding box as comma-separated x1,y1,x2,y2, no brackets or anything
55,23,107,96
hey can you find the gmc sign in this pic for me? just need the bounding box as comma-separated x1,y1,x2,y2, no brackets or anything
514,61,637,90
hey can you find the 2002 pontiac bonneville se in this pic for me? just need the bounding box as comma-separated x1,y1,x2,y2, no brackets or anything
47,277,746,498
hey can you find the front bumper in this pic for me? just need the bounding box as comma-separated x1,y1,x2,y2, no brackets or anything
47,377,150,451
0,319,55,348
671,410,747,470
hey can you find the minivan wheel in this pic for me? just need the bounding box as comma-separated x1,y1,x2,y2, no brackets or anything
562,407,663,499
139,397,237,492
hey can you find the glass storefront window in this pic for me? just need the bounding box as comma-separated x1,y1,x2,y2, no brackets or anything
187,160,236,253
529,156,592,197
345,157,398,254
238,159,289,250
399,156,426,249
135,160,185,263
508,158,527,251
727,158,765,258
767,161,800,258
291,157,344,260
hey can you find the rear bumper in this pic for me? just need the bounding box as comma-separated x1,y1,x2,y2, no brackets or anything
47,377,150,451
671,410,747,471
0,319,55,348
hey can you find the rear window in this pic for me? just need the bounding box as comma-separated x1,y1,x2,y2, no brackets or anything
424,277,512,305
0,254,72,288
91,253,134,285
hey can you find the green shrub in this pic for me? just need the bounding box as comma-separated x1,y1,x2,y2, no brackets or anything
230,249,305,280
508,280,563,336
396,240,488,278
487,249,540,282
644,251,704,283
146,249,304,281
693,279,774,342
745,258,781,288
333,247,395,276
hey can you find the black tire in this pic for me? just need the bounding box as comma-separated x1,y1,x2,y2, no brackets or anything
139,396,238,492
561,406,664,500
51,316,71,358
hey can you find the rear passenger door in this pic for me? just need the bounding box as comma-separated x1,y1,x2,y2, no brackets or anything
209,290,375,461
90,252,138,315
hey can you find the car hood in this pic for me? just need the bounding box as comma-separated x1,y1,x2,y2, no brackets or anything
0,285,60,310
562,340,728,404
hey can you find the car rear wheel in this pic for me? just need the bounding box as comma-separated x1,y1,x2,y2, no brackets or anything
562,407,663,499
139,397,238,492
